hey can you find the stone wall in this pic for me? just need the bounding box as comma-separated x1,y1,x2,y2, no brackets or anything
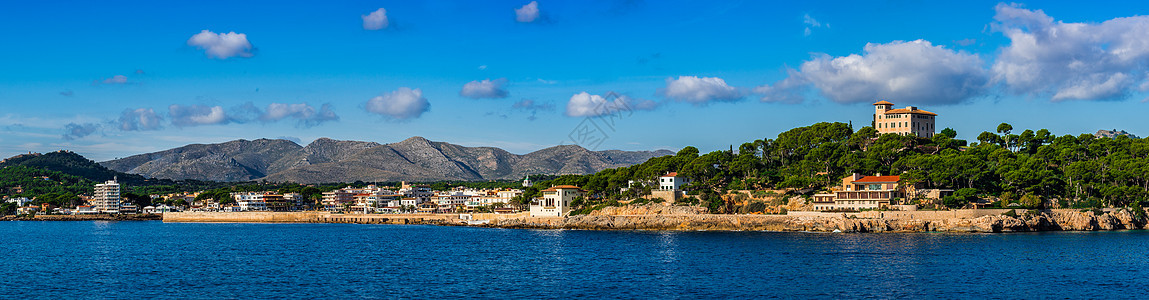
163,212,458,224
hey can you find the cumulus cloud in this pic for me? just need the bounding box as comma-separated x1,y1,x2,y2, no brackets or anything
62,123,100,140
755,40,988,105
515,1,540,23
460,78,509,99
366,87,431,120
187,30,254,59
118,108,162,131
259,103,339,127
658,76,743,104
565,92,659,117
992,3,1149,101
169,104,230,127
362,8,389,30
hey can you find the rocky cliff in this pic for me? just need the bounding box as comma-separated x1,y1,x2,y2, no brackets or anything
484,208,1147,232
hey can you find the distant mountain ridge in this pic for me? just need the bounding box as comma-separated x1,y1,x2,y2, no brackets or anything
99,137,674,183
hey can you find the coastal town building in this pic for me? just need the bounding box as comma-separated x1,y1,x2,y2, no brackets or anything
232,192,268,212
92,178,121,213
659,172,690,191
530,185,584,217
4,197,31,207
873,100,937,138
813,174,904,211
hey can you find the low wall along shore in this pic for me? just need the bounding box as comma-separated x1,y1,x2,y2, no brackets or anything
163,211,462,225
162,207,1148,233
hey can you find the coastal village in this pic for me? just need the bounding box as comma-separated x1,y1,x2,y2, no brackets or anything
5,101,961,217
3,100,1147,230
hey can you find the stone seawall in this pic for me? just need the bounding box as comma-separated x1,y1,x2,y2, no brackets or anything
1,214,163,221
163,212,458,225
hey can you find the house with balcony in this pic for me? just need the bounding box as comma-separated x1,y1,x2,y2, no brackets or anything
812,174,904,211
529,185,584,217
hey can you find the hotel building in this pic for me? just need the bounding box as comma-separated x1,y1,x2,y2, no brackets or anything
873,100,938,138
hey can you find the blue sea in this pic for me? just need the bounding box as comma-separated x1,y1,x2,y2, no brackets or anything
1,221,1146,299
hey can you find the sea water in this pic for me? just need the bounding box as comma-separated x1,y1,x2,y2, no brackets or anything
1,221,1146,299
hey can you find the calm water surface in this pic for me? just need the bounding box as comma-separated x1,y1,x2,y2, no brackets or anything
1,221,1146,299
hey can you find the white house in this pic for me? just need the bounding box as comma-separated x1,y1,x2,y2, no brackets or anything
5,197,31,207
529,185,584,217
659,172,690,191
232,192,268,211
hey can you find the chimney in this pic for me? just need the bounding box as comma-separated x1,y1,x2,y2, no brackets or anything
907,106,916,111
876,173,882,177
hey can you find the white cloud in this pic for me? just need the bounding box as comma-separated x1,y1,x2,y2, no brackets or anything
804,13,825,36
101,75,128,84
366,87,431,120
169,104,229,127
515,1,540,23
658,76,743,104
992,3,1149,101
118,108,162,131
756,39,988,105
565,92,658,117
803,14,822,27
753,68,809,104
62,123,100,140
260,103,339,127
362,8,389,30
460,78,509,99
187,30,254,59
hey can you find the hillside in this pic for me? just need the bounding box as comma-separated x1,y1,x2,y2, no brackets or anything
0,150,159,186
100,137,673,183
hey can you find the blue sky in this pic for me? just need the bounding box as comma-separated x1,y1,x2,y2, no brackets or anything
3,0,1149,161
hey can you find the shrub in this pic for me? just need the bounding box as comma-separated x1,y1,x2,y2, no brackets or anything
1001,210,1017,217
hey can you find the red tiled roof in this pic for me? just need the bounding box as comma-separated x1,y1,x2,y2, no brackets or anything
852,175,900,183
873,100,894,105
541,185,582,192
883,108,938,116
661,172,678,177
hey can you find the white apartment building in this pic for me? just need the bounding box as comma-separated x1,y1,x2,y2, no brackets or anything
92,179,121,213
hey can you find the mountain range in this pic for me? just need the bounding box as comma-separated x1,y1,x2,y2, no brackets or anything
99,137,674,183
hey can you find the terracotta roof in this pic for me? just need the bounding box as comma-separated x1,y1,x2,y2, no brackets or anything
541,185,582,192
661,172,679,177
873,100,894,105
883,108,938,116
852,175,900,183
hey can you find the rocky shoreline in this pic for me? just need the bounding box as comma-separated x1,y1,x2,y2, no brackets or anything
17,208,1146,233
479,207,1147,233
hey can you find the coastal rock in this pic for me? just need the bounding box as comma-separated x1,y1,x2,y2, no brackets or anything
589,204,708,216
485,208,1147,233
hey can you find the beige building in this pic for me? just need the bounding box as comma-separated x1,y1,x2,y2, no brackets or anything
873,100,937,138
813,174,903,211
530,185,584,217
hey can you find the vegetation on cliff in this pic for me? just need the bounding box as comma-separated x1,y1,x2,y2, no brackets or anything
526,122,1149,213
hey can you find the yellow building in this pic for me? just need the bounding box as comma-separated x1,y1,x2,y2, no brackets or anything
873,100,937,138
